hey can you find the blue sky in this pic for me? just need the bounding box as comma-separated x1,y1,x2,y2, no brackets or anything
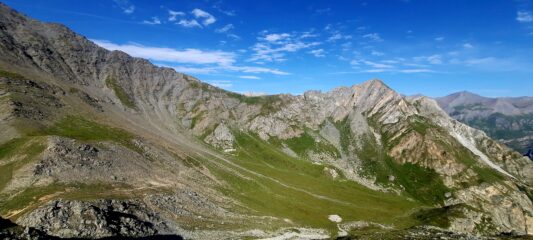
3,0,533,97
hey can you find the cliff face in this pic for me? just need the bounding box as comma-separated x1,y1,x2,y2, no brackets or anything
1,2,533,238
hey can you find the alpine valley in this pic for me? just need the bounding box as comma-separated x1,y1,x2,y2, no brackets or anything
1,3,533,239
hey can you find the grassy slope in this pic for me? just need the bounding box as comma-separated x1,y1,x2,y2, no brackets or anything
191,132,422,235
105,76,136,109
0,115,144,218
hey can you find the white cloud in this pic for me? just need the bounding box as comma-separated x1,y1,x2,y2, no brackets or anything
178,19,202,28
171,66,217,74
371,50,384,56
227,34,240,40
216,24,234,33
250,41,320,62
208,80,233,88
434,37,445,41
328,32,352,42
415,55,442,64
308,49,325,57
114,0,135,14
400,69,433,73
363,60,393,69
427,55,442,64
250,32,321,62
94,40,289,76
363,33,383,42
123,6,135,14
264,33,291,42
143,17,161,25
517,11,533,23
301,31,318,38
168,10,185,22
362,69,388,73
191,8,216,26
328,33,343,41
168,65,288,75
92,40,235,65
463,43,474,49
239,75,261,79
224,65,289,75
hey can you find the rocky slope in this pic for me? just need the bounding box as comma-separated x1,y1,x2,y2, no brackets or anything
437,91,533,159
0,2,533,239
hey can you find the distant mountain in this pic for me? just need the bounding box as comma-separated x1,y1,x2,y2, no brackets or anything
436,91,533,159
1,2,533,239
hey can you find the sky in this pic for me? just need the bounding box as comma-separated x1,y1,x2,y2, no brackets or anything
3,0,533,97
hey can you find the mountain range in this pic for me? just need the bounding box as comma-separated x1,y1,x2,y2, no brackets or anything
0,3,532,239
436,91,533,160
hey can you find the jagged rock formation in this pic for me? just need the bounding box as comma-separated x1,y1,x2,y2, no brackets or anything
1,2,533,239
437,91,533,159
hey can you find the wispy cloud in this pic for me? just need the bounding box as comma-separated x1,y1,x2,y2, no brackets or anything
92,40,235,65
434,36,445,41
362,60,393,69
114,0,135,14
363,33,383,42
191,8,216,26
239,75,261,79
264,33,291,42
399,69,433,73
463,43,474,49
168,10,185,22
178,19,202,28
249,31,321,62
171,66,217,74
308,49,326,57
93,40,291,76
371,50,384,56
143,17,161,25
414,54,442,64
208,80,233,88
517,11,533,23
328,32,352,42
224,65,289,75
216,24,234,33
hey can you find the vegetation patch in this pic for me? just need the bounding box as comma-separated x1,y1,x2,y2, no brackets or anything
338,116,450,205
413,204,467,228
105,76,135,108
0,138,46,192
33,115,145,155
0,69,25,80
199,132,421,235
275,132,340,158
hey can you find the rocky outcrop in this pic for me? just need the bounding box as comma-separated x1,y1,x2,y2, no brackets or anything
204,123,235,150
17,199,176,238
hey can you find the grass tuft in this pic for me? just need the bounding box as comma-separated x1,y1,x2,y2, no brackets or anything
105,76,135,108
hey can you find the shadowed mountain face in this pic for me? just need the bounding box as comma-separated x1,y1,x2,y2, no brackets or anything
436,91,533,160
0,2,533,239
